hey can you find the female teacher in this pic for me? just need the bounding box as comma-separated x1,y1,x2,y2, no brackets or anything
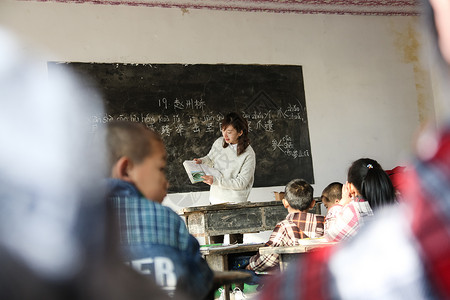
193,112,256,244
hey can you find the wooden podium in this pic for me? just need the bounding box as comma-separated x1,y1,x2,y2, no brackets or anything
179,201,290,245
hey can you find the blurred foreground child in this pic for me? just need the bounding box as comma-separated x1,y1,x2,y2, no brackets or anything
0,28,174,300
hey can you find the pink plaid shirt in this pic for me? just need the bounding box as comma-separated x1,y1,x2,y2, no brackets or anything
324,204,342,235
324,196,373,242
248,211,324,272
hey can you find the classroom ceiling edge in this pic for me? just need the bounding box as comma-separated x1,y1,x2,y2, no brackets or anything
20,0,421,16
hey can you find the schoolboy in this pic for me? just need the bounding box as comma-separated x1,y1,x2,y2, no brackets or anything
321,182,343,235
104,121,212,300
246,179,325,272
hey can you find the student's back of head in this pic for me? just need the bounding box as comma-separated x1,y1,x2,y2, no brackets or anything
347,158,397,211
284,179,314,211
321,182,343,209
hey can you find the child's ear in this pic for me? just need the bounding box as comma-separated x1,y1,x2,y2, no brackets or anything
112,156,133,181
309,199,316,209
282,198,290,209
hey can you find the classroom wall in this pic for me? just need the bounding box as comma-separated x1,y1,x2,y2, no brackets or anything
0,1,435,213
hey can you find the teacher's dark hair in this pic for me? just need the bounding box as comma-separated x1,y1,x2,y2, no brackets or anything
347,158,397,211
221,112,250,156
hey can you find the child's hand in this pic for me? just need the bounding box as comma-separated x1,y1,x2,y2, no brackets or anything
201,175,213,185
339,182,353,206
193,158,202,164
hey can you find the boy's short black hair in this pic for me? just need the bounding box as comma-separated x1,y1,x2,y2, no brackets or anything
321,182,343,204
284,179,314,211
105,121,163,171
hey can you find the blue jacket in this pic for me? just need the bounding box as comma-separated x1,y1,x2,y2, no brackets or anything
106,179,213,299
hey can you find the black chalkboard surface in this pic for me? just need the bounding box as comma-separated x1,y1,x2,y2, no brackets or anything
48,63,314,193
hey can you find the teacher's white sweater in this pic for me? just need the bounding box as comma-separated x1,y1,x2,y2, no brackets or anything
200,137,256,204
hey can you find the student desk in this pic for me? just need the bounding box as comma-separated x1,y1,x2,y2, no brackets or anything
179,200,321,245
258,241,337,271
201,243,265,300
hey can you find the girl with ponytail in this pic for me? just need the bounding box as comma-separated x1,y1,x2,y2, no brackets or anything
325,158,397,242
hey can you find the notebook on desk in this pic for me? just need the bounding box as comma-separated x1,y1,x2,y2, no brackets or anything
296,237,332,246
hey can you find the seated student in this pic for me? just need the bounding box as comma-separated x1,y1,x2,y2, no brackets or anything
320,182,343,235
325,158,396,242
245,179,325,272
104,121,213,300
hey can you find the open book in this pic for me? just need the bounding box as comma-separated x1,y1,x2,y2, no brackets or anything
183,160,222,184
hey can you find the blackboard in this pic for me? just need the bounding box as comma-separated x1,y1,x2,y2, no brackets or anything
48,63,314,193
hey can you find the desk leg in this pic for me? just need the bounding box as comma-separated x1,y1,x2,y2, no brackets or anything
205,254,231,300
279,253,300,272
279,253,287,272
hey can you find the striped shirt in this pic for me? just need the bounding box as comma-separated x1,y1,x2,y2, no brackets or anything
248,211,324,272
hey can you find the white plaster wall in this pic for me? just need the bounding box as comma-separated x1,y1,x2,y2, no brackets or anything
0,1,434,219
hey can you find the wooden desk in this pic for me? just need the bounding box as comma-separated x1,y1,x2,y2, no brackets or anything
179,200,322,245
201,243,264,300
259,241,337,271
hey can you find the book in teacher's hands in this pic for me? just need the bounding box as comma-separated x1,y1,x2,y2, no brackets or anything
183,160,222,184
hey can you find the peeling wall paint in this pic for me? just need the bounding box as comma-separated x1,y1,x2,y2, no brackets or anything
391,19,435,127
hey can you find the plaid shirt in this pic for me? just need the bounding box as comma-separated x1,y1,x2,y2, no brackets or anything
324,204,342,235
110,186,190,250
257,126,450,300
248,211,324,272
106,179,213,299
324,196,373,242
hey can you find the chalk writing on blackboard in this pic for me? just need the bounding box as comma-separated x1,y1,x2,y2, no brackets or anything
90,103,307,141
272,135,310,159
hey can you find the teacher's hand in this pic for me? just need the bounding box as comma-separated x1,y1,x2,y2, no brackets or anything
201,175,213,185
193,158,202,164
